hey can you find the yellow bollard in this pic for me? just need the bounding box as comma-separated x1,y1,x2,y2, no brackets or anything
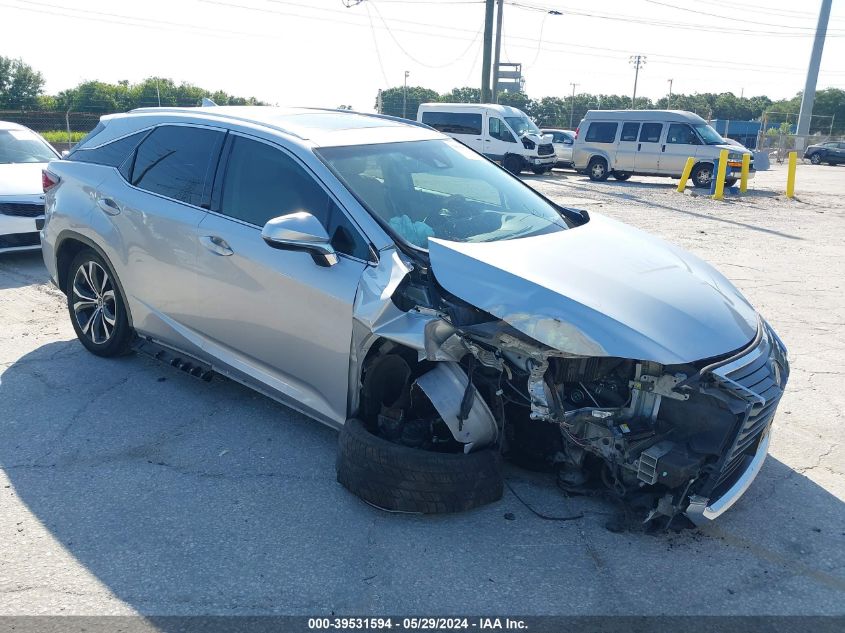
712,149,729,200
786,151,797,198
740,153,750,193
677,157,695,193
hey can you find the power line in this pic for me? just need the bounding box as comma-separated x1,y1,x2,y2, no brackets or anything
507,0,845,37
368,0,484,69
364,2,391,86
641,0,844,32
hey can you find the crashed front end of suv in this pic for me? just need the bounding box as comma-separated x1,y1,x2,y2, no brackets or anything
346,203,788,527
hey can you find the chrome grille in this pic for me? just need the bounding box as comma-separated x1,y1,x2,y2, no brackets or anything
0,202,45,218
710,323,787,485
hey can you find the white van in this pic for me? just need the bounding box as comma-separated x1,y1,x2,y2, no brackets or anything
572,110,754,188
417,103,556,175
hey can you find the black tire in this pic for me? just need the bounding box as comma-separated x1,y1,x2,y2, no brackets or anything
503,154,524,175
612,171,632,181
810,154,821,165
66,248,133,357
725,177,738,187
336,418,503,514
587,157,609,181
828,162,836,167
691,163,713,188
531,166,552,175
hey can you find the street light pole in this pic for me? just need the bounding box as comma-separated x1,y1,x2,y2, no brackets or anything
492,0,504,103
667,78,673,109
629,55,646,109
796,0,832,138
402,70,409,119
569,82,579,129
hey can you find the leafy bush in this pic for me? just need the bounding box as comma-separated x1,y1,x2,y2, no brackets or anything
40,130,86,144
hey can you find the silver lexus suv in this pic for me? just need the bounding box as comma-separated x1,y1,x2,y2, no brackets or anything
41,106,788,526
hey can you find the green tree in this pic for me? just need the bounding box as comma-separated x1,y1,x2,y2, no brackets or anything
379,86,440,119
496,91,532,115
0,56,44,110
442,86,481,103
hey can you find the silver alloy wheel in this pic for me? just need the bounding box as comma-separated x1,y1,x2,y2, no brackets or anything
72,260,117,345
810,154,821,165
590,161,606,179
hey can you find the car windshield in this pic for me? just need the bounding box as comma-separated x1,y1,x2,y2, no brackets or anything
504,116,541,137
693,124,726,145
0,129,57,164
317,139,571,249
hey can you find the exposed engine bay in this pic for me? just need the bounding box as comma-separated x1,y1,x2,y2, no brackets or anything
353,247,789,527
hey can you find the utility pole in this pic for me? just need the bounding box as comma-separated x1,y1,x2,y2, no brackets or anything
629,55,646,109
796,0,832,139
155,78,161,107
480,0,495,102
569,82,579,129
492,0,504,103
667,78,673,109
402,70,409,119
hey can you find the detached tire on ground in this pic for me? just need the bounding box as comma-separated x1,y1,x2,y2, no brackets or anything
336,418,503,514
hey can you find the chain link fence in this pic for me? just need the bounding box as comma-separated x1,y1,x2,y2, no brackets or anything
0,110,102,151
756,132,845,164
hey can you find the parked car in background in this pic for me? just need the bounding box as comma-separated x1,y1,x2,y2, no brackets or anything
0,121,59,253
540,128,576,168
417,103,555,174
42,106,788,526
804,141,845,165
573,110,754,187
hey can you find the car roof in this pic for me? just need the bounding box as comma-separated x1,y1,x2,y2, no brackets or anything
124,106,442,146
581,110,708,125
418,102,528,116
0,120,29,131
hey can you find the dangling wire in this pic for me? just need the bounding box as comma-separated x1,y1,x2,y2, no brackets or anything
369,0,484,69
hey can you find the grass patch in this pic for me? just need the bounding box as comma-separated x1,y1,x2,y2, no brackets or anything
40,130,87,144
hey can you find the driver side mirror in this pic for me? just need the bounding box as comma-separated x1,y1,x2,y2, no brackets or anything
261,211,338,267
563,139,573,145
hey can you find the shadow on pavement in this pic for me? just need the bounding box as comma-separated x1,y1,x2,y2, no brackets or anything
1,341,844,616
0,251,50,290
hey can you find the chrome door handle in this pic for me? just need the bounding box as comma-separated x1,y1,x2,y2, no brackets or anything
200,235,233,256
96,197,121,215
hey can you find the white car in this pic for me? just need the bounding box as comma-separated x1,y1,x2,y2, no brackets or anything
0,121,59,253
540,128,576,167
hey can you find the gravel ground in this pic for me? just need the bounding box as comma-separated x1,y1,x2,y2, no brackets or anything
0,162,843,616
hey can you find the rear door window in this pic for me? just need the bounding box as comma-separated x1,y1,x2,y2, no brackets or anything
129,125,225,207
584,122,618,143
639,123,663,143
620,122,640,142
71,131,149,168
421,112,482,136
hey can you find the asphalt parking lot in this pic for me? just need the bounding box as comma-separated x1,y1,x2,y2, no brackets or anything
1,163,843,616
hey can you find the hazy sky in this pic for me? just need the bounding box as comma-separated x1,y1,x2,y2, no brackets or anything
2,0,844,111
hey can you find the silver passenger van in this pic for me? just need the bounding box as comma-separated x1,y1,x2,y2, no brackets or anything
572,110,754,188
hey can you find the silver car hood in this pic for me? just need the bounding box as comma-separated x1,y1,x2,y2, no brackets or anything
428,212,758,364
